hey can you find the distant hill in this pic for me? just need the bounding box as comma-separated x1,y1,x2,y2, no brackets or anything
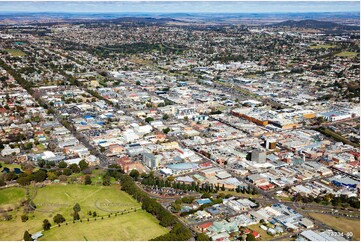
110,17,182,24
272,19,359,31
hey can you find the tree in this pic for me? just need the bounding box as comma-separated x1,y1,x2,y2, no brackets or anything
73,203,81,213
69,164,80,173
129,170,140,180
58,161,67,169
23,231,33,241
53,214,65,224
162,127,170,134
246,233,256,241
84,175,92,185
145,117,154,123
92,211,97,217
162,114,169,120
21,214,29,222
63,168,72,176
73,211,80,221
31,170,47,182
79,160,89,171
196,233,211,241
102,174,111,186
47,171,57,181
58,175,67,182
201,193,211,198
43,219,51,230
17,176,31,186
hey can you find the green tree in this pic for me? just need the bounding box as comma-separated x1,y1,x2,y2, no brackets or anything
58,161,67,169
43,219,51,230
73,203,81,213
69,164,80,173
63,168,72,176
162,114,169,120
79,160,89,171
23,231,33,241
196,233,211,241
162,127,171,134
129,170,140,180
246,233,256,241
73,211,80,221
53,214,65,224
102,174,111,186
21,214,29,222
31,170,47,182
145,117,154,123
17,176,31,186
84,175,92,185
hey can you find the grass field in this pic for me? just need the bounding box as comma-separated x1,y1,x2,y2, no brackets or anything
216,190,260,199
308,213,360,240
309,44,335,49
32,184,139,217
39,210,168,241
1,161,22,171
4,48,26,57
247,224,274,240
335,51,358,58
0,187,26,209
0,184,167,241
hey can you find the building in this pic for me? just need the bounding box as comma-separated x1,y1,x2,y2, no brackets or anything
1,145,20,156
143,153,161,169
318,111,352,122
251,150,267,163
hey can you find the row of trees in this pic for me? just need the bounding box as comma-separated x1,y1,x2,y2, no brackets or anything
119,174,193,241
292,193,360,209
140,175,256,195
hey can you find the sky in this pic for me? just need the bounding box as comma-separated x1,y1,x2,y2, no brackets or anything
0,1,359,14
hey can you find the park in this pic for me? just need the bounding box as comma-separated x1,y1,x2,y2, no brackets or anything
0,184,168,241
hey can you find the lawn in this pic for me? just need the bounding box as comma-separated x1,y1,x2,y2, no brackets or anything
335,51,358,58
247,224,274,241
32,184,139,217
308,212,360,241
0,187,26,209
39,210,168,241
309,44,335,49
0,184,167,241
4,48,26,57
0,161,22,170
217,190,260,199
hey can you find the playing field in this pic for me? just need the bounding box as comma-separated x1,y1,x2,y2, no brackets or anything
308,213,360,241
4,48,26,57
0,184,168,241
39,210,169,241
0,161,22,170
335,51,358,58
0,187,26,209
309,44,335,49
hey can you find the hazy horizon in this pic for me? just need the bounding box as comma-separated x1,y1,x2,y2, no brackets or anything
0,1,359,14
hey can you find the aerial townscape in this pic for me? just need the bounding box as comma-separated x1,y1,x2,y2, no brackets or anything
0,1,359,241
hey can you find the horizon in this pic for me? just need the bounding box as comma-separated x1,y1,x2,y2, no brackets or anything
0,1,359,14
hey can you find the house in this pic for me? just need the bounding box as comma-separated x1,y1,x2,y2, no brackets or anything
198,221,213,233
31,231,43,241
196,198,212,205
252,231,261,239
1,145,20,156
299,218,314,229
